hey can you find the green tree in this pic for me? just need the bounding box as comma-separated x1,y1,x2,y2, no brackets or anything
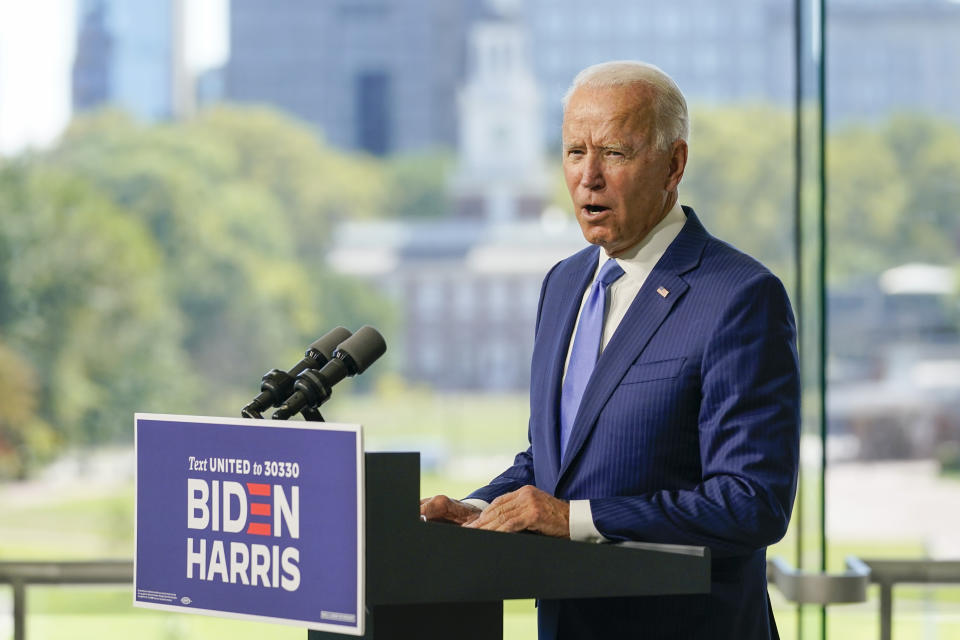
678,107,960,283
681,105,796,278
46,107,394,414
0,105,395,472
826,125,909,278
0,339,56,479
0,162,195,448
382,149,454,218
881,114,960,266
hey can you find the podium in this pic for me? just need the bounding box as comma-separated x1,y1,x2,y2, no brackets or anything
309,453,711,639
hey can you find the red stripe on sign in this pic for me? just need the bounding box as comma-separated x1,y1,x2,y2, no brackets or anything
250,502,271,516
246,482,270,496
246,522,271,536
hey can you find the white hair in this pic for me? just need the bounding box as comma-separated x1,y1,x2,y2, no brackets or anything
562,60,690,152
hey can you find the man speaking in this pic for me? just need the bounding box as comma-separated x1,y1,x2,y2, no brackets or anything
421,61,800,639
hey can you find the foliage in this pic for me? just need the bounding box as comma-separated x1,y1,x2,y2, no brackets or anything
0,162,194,450
678,106,960,286
842,114,960,272
381,149,454,218
683,105,797,278
0,339,56,478
0,106,394,476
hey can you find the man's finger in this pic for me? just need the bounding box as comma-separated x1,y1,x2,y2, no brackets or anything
465,486,569,537
419,495,452,519
465,492,527,532
420,494,482,525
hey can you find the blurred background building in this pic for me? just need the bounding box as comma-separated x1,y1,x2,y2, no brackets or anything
218,0,960,397
827,0,960,126
326,4,580,390
72,0,192,120
218,0,960,152
223,0,486,154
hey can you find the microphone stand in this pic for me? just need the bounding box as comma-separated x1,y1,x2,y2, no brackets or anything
240,386,326,422
240,401,325,422
299,407,324,422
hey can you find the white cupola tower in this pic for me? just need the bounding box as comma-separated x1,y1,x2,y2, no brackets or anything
451,7,548,222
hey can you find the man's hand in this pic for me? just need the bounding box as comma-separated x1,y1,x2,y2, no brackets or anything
419,495,482,525
464,485,570,538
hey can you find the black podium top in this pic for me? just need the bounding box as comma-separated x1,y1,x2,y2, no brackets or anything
364,452,710,605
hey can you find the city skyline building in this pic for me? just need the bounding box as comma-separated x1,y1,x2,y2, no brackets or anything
519,0,794,146
221,0,960,155
225,0,486,155
72,0,191,121
827,0,960,126
8,0,960,156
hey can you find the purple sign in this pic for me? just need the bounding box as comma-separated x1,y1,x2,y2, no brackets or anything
134,413,364,635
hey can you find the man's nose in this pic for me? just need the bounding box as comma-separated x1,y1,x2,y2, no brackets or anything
580,155,604,190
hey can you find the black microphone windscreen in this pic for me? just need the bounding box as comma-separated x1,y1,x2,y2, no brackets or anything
338,325,387,374
309,326,352,360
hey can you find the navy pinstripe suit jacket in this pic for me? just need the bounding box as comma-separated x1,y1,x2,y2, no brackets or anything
469,207,800,639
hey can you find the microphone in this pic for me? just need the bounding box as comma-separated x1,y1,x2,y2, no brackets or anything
272,325,387,420
241,327,352,419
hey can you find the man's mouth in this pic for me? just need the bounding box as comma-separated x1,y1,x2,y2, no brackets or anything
582,204,611,217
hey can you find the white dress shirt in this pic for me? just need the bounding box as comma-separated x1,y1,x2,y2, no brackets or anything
467,202,687,542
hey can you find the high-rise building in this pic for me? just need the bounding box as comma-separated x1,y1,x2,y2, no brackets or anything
519,0,960,140
72,0,190,121
72,2,112,111
225,0,486,155
224,0,960,155
827,0,960,126
518,0,795,145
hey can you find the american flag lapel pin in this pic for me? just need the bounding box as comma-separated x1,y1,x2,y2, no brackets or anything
657,286,669,298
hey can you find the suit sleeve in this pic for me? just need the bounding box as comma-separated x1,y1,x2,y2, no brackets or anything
464,259,563,503
465,441,535,503
589,272,801,557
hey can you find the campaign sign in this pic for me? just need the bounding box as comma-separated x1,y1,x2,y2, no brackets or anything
134,413,364,635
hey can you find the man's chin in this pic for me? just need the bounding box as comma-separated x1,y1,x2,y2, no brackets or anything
577,222,608,244
579,229,615,253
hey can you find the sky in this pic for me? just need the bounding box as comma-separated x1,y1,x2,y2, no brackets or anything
0,0,228,155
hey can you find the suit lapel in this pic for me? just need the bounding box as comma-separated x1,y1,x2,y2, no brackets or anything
538,247,600,485
556,208,709,485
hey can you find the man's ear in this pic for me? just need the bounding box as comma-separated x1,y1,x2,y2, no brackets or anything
665,140,688,191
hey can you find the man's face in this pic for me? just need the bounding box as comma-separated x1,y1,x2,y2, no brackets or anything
562,84,687,257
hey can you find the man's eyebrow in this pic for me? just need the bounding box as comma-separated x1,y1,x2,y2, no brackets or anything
601,142,635,154
562,141,635,152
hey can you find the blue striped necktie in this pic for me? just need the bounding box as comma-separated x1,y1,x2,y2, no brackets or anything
559,258,625,459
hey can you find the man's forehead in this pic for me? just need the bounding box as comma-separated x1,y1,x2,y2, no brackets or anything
562,85,654,140
568,82,654,109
